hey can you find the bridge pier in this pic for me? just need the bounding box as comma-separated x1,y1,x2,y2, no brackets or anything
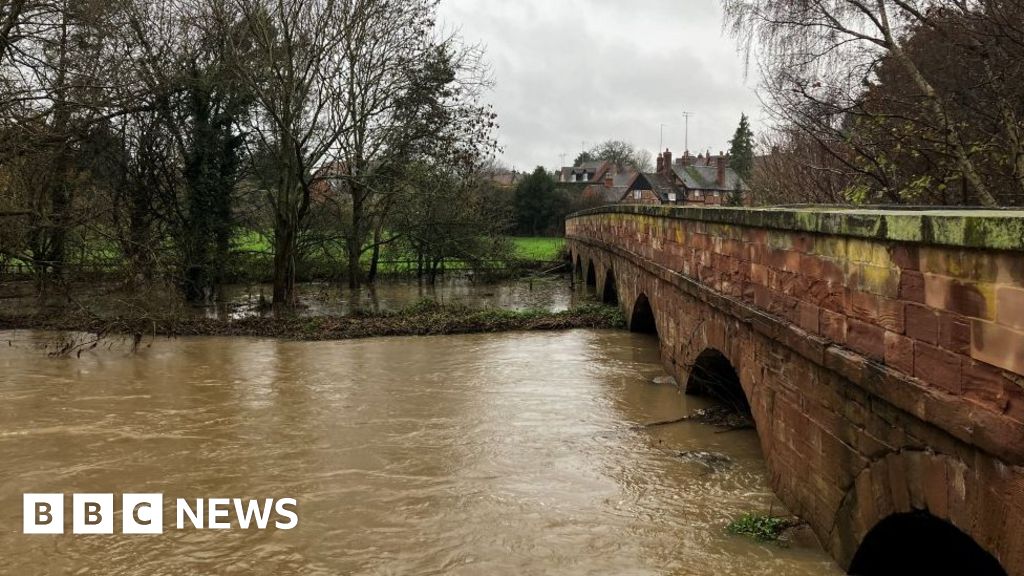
568,206,1024,574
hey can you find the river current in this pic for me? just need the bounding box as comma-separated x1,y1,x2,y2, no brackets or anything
0,328,840,575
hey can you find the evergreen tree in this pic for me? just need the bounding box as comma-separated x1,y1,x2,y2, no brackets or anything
514,167,562,235
729,114,755,183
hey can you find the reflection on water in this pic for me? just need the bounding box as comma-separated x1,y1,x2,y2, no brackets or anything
0,329,841,575
0,275,577,320
204,276,576,319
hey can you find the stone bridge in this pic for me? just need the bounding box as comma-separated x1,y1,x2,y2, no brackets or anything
566,205,1024,575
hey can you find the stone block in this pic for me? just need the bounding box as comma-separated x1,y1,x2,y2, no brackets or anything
924,274,996,321
848,290,880,322
821,258,846,285
799,301,820,334
820,308,848,344
767,248,802,273
938,312,971,355
848,319,886,361
878,298,905,333
899,270,926,303
915,341,963,394
889,244,919,271
920,247,964,277
884,331,914,375
962,359,1011,413
799,253,824,279
971,320,1024,376
996,285,1024,330
849,263,901,298
906,303,939,344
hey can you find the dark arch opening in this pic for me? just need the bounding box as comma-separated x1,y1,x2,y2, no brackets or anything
574,257,583,281
849,512,1005,576
585,260,597,290
602,269,619,305
685,349,751,417
629,294,658,335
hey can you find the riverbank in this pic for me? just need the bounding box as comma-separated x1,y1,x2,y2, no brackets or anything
0,301,624,345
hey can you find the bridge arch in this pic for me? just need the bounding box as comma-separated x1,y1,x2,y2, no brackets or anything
629,293,658,335
849,512,1006,575
602,268,618,305
585,259,597,290
830,449,1013,574
684,348,752,418
574,255,583,281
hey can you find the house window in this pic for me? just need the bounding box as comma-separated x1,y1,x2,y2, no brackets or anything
633,190,642,200
667,192,676,202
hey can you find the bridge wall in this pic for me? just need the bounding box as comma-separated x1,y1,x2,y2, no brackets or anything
566,205,1024,572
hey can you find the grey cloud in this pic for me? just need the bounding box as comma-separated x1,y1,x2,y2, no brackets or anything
438,0,764,171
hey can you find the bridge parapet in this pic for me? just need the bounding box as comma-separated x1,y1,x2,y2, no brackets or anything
567,205,1024,572
568,205,1024,409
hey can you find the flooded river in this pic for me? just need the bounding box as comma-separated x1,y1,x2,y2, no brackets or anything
0,329,841,575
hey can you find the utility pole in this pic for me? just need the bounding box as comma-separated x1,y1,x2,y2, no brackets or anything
681,111,695,152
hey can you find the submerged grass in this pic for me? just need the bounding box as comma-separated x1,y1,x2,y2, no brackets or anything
0,300,624,343
726,513,792,542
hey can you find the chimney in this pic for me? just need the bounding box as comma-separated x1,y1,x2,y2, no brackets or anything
663,149,673,174
716,151,726,187
656,154,664,173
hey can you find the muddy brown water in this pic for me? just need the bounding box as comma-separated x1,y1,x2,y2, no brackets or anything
0,329,841,575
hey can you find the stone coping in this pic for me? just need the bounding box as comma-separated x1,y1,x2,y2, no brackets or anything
566,204,1024,251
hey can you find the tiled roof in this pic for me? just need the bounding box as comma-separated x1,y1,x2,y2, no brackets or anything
630,172,681,202
672,164,744,191
582,170,637,204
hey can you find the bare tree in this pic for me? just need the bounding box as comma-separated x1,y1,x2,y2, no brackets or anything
0,0,126,292
219,0,351,306
330,0,497,289
724,0,1024,206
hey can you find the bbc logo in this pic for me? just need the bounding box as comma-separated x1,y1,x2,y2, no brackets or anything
24,493,298,534
24,493,163,535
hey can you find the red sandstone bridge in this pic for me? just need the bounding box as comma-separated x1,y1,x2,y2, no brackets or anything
566,205,1024,575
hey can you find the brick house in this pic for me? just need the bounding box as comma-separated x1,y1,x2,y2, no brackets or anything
558,160,612,184
620,148,747,205
581,169,638,203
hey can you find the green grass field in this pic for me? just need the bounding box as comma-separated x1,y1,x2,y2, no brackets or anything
511,237,564,261
234,232,564,262
2,233,566,278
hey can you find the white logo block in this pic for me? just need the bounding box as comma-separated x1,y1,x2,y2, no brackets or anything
73,493,114,534
23,494,64,534
122,494,164,534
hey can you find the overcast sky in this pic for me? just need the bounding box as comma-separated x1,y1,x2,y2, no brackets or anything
436,0,764,172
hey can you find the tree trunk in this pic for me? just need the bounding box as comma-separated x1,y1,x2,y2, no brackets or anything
367,226,381,283
347,185,364,290
272,216,297,306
